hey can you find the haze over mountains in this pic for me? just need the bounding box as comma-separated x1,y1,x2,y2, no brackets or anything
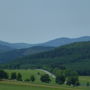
0,40,32,49
0,36,90,63
0,44,14,53
39,36,90,47
0,36,90,49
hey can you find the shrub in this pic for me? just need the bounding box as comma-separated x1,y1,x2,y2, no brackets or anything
16,73,22,81
40,74,51,83
10,72,17,80
0,70,9,80
30,75,35,82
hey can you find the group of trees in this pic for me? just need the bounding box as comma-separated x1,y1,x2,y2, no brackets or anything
10,72,36,82
40,74,51,83
0,70,36,82
53,69,80,86
0,70,51,83
0,70,22,81
10,72,22,81
0,69,79,86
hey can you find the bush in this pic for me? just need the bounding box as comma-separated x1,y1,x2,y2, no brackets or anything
86,82,90,86
40,74,51,83
66,71,80,86
56,75,65,84
10,72,17,80
30,75,35,82
0,70,9,80
37,72,40,75
16,73,22,81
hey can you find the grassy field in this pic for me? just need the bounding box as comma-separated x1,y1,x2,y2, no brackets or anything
5,69,90,84
79,76,90,86
5,69,55,84
0,69,89,90
0,80,90,90
5,69,45,82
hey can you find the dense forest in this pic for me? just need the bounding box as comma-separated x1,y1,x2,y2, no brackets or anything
0,46,53,63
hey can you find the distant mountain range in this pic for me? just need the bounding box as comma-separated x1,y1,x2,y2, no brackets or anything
0,36,90,63
0,36,90,75
0,44,14,53
0,40,33,49
38,36,90,47
0,36,90,50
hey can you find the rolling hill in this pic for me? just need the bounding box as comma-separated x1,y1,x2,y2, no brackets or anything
38,36,90,47
0,46,54,63
0,40,32,49
0,44,14,53
4,41,90,75
0,36,90,49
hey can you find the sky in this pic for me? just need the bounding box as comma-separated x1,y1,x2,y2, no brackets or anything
0,0,90,44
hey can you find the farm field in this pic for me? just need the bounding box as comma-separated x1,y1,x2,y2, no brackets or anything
0,69,89,90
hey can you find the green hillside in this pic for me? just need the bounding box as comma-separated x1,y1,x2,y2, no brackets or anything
5,69,48,83
1,42,90,75
0,44,14,53
0,46,53,63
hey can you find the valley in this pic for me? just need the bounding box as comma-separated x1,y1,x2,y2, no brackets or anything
0,37,90,90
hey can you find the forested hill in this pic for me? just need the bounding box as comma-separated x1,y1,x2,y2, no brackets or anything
0,44,14,53
1,41,90,75
0,46,54,63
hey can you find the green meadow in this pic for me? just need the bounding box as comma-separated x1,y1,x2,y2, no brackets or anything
0,80,90,90
0,69,89,90
5,69,55,84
